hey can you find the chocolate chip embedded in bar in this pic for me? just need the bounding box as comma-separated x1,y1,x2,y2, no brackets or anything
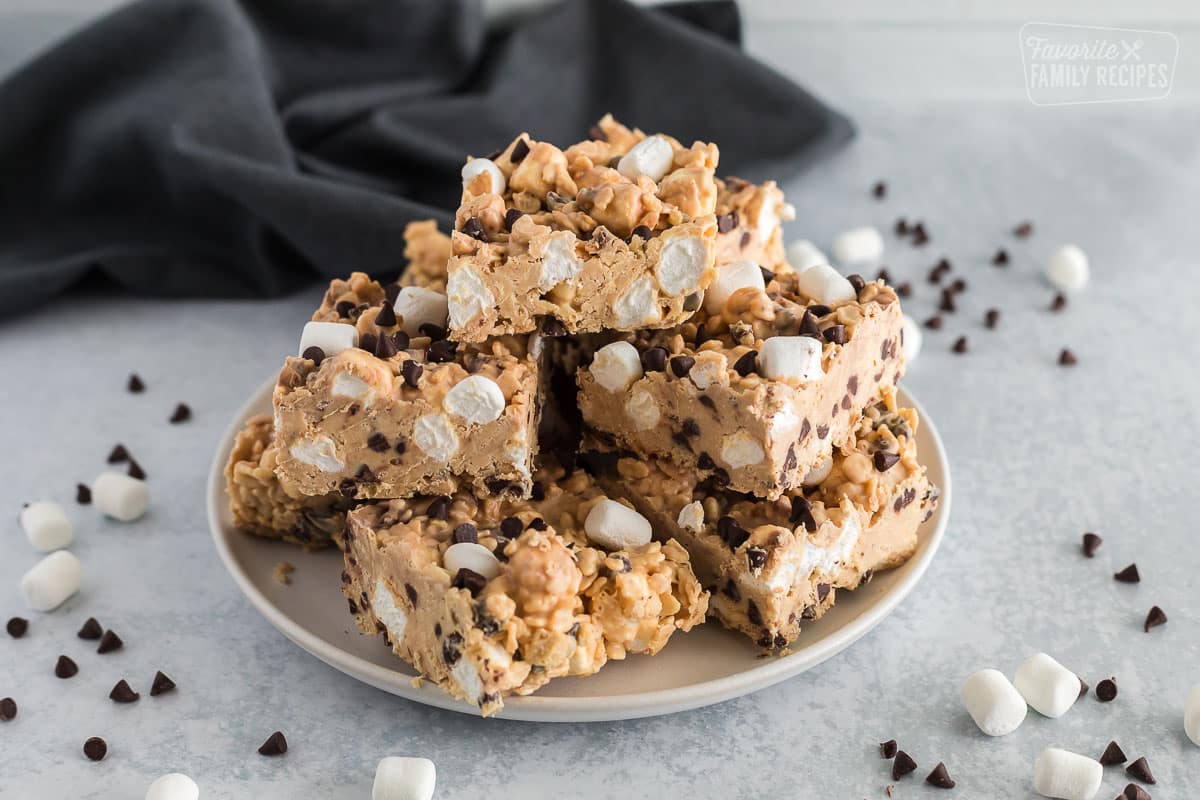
577,270,907,499
341,460,708,716
446,115,721,341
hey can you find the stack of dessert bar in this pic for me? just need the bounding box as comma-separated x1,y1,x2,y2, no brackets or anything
225,116,938,714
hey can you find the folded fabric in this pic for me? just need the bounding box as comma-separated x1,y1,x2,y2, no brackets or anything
0,0,852,312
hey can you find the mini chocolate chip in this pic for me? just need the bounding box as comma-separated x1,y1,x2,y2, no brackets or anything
302,345,325,365
872,181,887,199
427,339,457,363
739,231,751,249
127,373,145,393
823,325,846,345
451,523,478,544
107,444,130,463
1078,676,1089,697
426,496,450,520
952,336,968,354
760,266,775,285
168,403,191,424
418,323,447,341
540,317,568,337
876,268,891,283
78,617,102,640
461,217,487,242
924,315,943,330
127,460,146,480
97,630,123,654
393,438,406,456
732,351,758,377
816,583,831,603
530,482,545,502
55,655,78,679
848,274,866,292
630,224,653,241
7,617,28,638
984,308,1000,329
374,301,397,328
669,355,695,378
358,333,377,354
1144,605,1167,632
109,679,139,703
746,600,762,627
1126,756,1155,784
1114,564,1140,583
950,277,967,293
640,346,668,372
746,547,767,572
681,418,701,439
1014,221,1034,237
401,359,423,387
925,762,955,789
0,697,15,721
1096,677,1118,702
1100,741,1127,766
1123,783,1152,800
992,248,1009,265
895,218,910,235
1058,348,1078,366
892,751,918,780
499,517,523,538
390,330,410,351
873,451,900,472
527,517,547,531
83,736,107,761
384,282,402,304
355,464,375,483
452,568,488,596
509,137,530,163
1050,292,1067,312
1081,532,1102,557
880,739,898,759
150,671,176,696
816,425,829,439
367,432,389,452
504,208,524,230
588,124,607,141
374,330,399,359
258,731,288,756
682,292,702,312
799,309,822,338
896,281,912,298
789,496,817,531
717,212,738,234
335,300,356,318
75,483,91,504
911,222,929,245
939,289,956,313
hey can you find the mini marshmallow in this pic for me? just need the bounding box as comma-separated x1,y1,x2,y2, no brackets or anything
677,501,704,533
1186,685,1200,746
411,414,459,463
801,455,833,487
145,773,200,800
1046,244,1089,292
289,436,344,473
1033,748,1102,800
446,266,496,330
902,315,922,363
656,235,708,296
704,259,765,313
795,263,856,306
785,240,828,272
299,320,358,358
538,232,582,291
21,550,82,612
961,669,1028,736
625,387,660,430
393,286,449,336
721,431,765,469
590,341,643,392
617,135,675,183
444,542,501,581
93,472,150,522
19,501,72,552
584,499,653,551
613,274,661,328
461,157,505,195
443,376,506,425
1014,652,1080,718
373,756,436,800
831,226,884,265
758,336,825,383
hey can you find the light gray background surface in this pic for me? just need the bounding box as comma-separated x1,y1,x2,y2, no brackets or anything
1,2,1198,797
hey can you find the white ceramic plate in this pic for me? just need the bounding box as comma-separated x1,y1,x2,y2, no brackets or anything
207,381,950,722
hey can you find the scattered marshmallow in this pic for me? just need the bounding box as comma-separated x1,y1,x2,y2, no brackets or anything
92,473,150,522
1014,653,1080,718
832,225,884,266
1186,685,1200,746
19,501,72,552
704,259,765,313
393,287,449,336
145,773,200,800
299,321,358,358
1046,245,1089,292
584,499,653,551
901,314,922,363
443,376,506,425
801,455,833,487
656,235,708,296
758,336,825,383
961,668,1028,736
1032,748,1102,800
590,341,642,393
21,550,82,612
795,263,856,306
373,756,436,800
785,240,828,272
444,542,501,582
616,135,675,183
461,157,505,195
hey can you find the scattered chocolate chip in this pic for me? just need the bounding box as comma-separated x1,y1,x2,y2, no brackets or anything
1114,564,1140,583
892,750,918,780
504,208,524,230
912,226,929,246
127,460,146,480
1081,532,1102,557
367,432,389,453
427,339,457,363
1050,293,1067,312
848,274,866,293
451,523,478,544
127,374,145,393
950,277,967,293
302,345,325,365
1058,348,1077,366
732,351,758,377
669,355,695,378
109,679,139,703
880,739,898,759
1100,740,1127,766
1126,756,1155,784
373,330,399,359
876,268,891,284
925,762,955,789
895,218,910,236
717,212,738,234
258,730,288,757
168,403,191,424
1079,676,1089,697
7,617,28,638
97,630,123,654
1123,783,1152,800
823,325,846,345
1144,606,1167,633
799,309,822,338
992,248,1009,266
75,483,92,505
640,346,668,372
83,736,107,761
401,359,423,388
509,137,530,163
1096,678,1118,702
1014,221,1034,238
452,568,488,596
55,655,79,679
984,308,1000,329
952,336,968,354
896,281,912,298
872,181,887,199
938,289,956,313
461,217,487,242
924,315,943,330
77,617,102,640
107,444,130,463
873,451,900,472
0,697,15,721
150,670,176,696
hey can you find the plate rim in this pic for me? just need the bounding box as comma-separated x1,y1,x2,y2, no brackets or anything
207,380,951,722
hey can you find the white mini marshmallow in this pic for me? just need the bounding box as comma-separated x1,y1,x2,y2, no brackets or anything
1014,653,1080,718
801,455,833,487
372,580,408,644
289,436,344,473
795,263,856,306
704,259,765,313
1032,748,1102,800
590,341,643,392
1046,244,1089,292
145,773,200,800
92,473,150,522
412,414,459,463
332,372,373,406
786,240,828,272
447,266,496,330
21,550,82,612
444,542,502,581
584,499,653,551
538,231,582,291
443,376,506,425
656,235,708,296
393,287,449,335
373,757,436,800
677,501,704,533
299,321,358,358
461,157,506,195
902,314,922,363
1186,685,1200,746
758,336,825,383
616,135,675,183
832,226,884,265
20,501,72,552
625,387,660,430
613,274,661,328
721,431,765,468
961,669,1028,736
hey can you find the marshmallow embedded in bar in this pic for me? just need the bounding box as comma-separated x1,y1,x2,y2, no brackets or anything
461,157,506,195
758,336,824,383
961,668,1027,736
298,320,358,358
795,263,856,306
589,341,643,392
785,239,828,272
1186,685,1200,746
832,226,884,265
392,287,449,336
20,501,73,552
704,259,765,313
93,472,150,522
373,756,436,800
1033,748,1102,800
21,550,82,612
1014,652,1080,718
584,499,653,550
443,542,501,581
145,773,200,800
617,135,675,182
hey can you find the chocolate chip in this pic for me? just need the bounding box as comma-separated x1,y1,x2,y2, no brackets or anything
816,583,831,603
640,346,668,372
950,277,967,293
925,763,954,789
109,679,139,703
760,266,776,285
127,373,145,393
1114,564,1140,583
911,222,929,245
1014,221,1034,238
168,403,191,424
452,568,488,596
509,137,530,163
1058,348,1077,366
367,433,389,452
895,218,910,236
872,181,887,199
716,516,749,549
789,496,817,531
527,517,547,531
951,336,968,354
739,231,751,249
499,517,523,539
426,496,450,520
873,451,900,472
374,330,399,359
539,317,568,337
504,208,525,230
335,300,356,318
892,750,918,780
7,617,28,638
880,739,898,759
669,355,695,378
588,124,607,141
984,308,1000,329
848,274,866,293
451,523,478,544
302,345,325,365
418,323,447,341
373,300,398,328
823,325,846,345
1123,784,1152,800
401,359,423,388
732,351,758,377
798,309,821,338
816,424,829,440
938,289,956,313
1144,605,1167,632
717,212,738,233
0,698,15,721
127,460,146,480
97,630,123,654
1126,756,1155,784
107,444,130,463
55,655,78,679
682,292,702,312
72,483,91,505
393,438,406,456
1096,677,1117,702
150,670,176,696
75,617,102,640
1050,292,1067,312
924,315,943,330
992,249,1009,265
1081,532,1102,557
1079,676,1089,697
746,546,767,572
83,736,107,761
631,224,653,241
427,339,457,363
461,217,487,242
896,282,912,298
258,730,288,757
1100,740,1127,766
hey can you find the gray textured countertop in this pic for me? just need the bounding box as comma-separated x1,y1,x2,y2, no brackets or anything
2,6,1199,798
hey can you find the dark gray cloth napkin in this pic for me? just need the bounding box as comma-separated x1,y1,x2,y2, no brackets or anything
0,0,852,311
